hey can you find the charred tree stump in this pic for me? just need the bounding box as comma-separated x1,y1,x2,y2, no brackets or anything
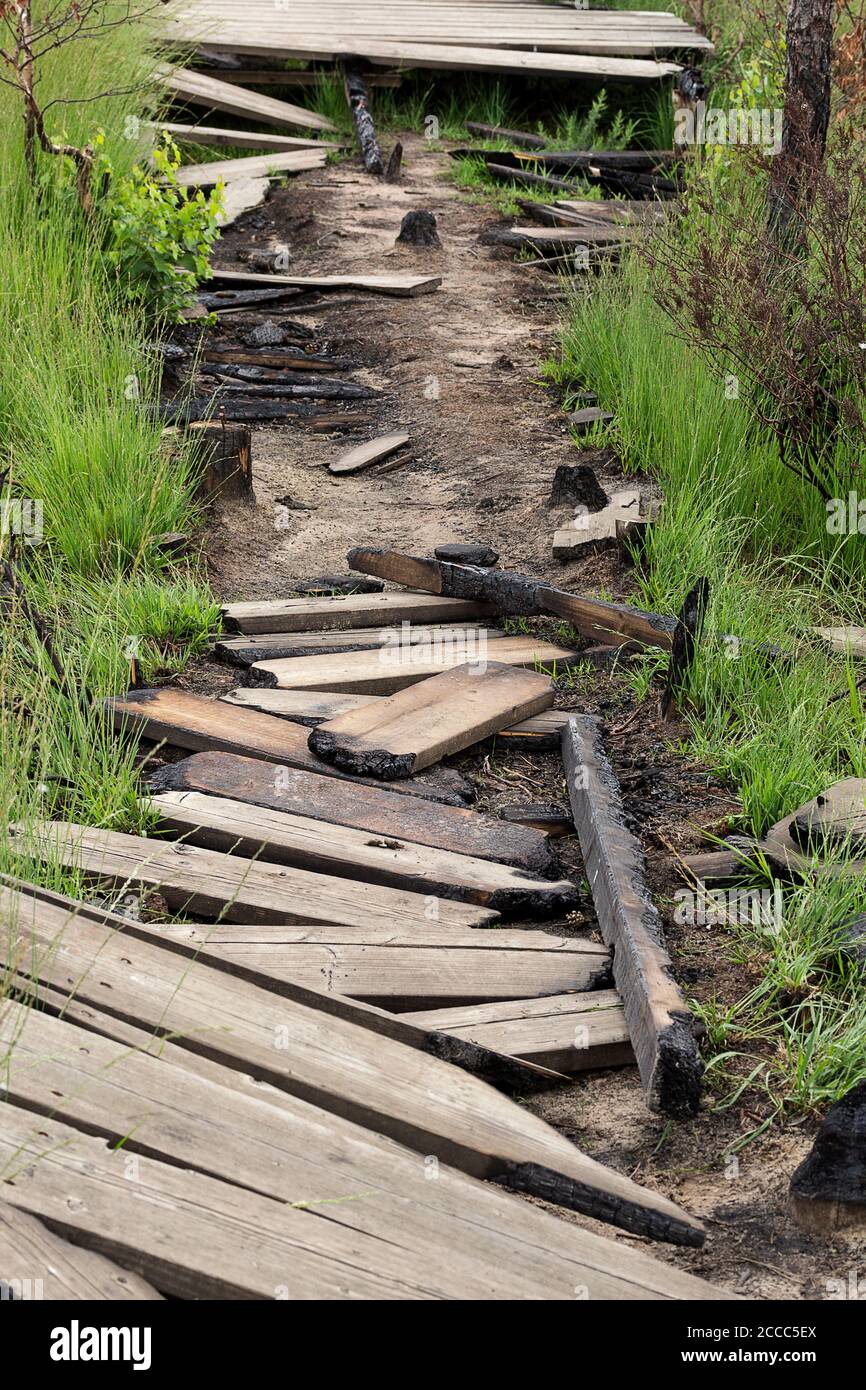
790,1081,866,1231
659,578,710,720
396,210,441,249
343,62,384,176
549,464,608,512
767,0,834,246
187,418,253,502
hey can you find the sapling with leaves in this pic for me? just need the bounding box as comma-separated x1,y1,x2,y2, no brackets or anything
0,0,169,213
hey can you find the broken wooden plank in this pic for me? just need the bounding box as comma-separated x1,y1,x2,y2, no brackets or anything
815,626,866,659
213,622,500,666
222,588,496,634
220,686,573,748
561,716,703,1118
175,148,327,186
4,883,706,1247
788,778,866,856
138,919,607,1007
250,634,581,693
11,822,498,930
145,789,577,918
151,119,339,150
160,65,337,132
5,879,551,1094
404,991,633,1073
465,121,546,148
203,348,354,371
346,547,677,651
434,542,498,566
329,432,410,475
553,490,642,558
309,661,554,777
0,1200,163,1302
209,267,442,297
103,686,469,806
0,1004,719,1297
147,750,558,875
501,804,574,836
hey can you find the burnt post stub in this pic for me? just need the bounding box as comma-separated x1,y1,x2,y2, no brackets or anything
343,61,384,176
790,1081,866,1231
561,714,703,1119
660,577,710,720
549,463,609,512
397,210,442,249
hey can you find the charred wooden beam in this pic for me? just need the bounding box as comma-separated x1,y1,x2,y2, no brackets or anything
186,419,252,501
346,547,677,651
343,62,384,176
561,716,703,1118
465,122,547,149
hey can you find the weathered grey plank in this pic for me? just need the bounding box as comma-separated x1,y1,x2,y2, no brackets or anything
146,920,606,1008
0,1200,162,1301
0,1005,723,1299
10,822,497,930
404,991,633,1072
3,882,705,1245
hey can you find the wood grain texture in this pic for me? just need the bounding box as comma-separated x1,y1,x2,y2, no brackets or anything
150,120,339,150
148,750,557,875
11,821,497,930
160,65,337,132
221,686,573,747
214,623,500,666
174,148,327,185
329,433,410,475
222,589,496,633
0,1200,162,1301
250,634,580,693
0,1005,721,1299
3,882,706,1245
561,716,703,1118
309,661,554,776
144,920,608,1008
404,991,633,1072
145,789,577,918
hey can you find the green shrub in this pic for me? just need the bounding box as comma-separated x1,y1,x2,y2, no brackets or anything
102,131,223,321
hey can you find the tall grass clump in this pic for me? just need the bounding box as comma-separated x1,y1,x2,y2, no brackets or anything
0,7,218,894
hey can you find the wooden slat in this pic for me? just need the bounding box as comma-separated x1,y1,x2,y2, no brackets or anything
0,1005,721,1298
3,883,706,1245
150,750,558,874
174,148,327,185
214,622,502,666
221,686,573,747
145,788,578,918
250,634,581,693
330,433,410,475
216,176,270,226
561,717,703,1118
104,686,468,805
209,267,442,297
309,661,554,776
160,65,337,132
0,1200,162,1301
151,119,339,150
222,589,497,633
347,547,677,651
11,821,497,930
405,991,633,1072
140,919,609,1008
5,880,552,1093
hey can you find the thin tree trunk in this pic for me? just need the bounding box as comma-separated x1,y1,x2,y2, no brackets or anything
768,0,834,244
